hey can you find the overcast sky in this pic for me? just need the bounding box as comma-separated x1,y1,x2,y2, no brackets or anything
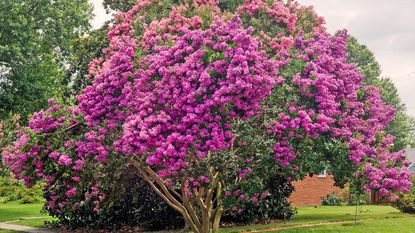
89,0,415,117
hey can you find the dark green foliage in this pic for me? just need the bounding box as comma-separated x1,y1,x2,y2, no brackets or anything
318,139,355,188
393,193,415,214
45,161,183,231
218,0,245,13
50,165,295,230
377,77,415,150
222,174,295,224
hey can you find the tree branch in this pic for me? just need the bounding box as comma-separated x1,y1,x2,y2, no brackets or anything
129,158,183,214
129,158,201,233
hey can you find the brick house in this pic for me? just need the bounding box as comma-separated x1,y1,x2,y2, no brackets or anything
289,171,346,206
290,148,415,207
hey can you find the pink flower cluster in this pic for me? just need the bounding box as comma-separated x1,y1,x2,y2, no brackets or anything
237,0,298,34
77,0,155,127
287,0,325,33
115,16,277,174
192,0,220,6
1,101,105,215
225,190,266,207
268,30,411,196
140,5,203,51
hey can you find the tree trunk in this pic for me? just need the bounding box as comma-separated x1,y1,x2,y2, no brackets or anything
129,158,223,233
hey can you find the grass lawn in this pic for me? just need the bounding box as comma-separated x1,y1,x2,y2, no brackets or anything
6,218,53,228
0,204,414,232
222,205,414,232
0,203,54,227
270,217,415,233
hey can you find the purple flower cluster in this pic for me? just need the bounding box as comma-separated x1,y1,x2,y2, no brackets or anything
116,17,276,174
1,101,105,215
77,0,153,127
268,30,411,196
238,0,297,33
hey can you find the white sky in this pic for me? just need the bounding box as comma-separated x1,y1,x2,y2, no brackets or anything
301,0,415,117
89,0,415,117
90,0,112,27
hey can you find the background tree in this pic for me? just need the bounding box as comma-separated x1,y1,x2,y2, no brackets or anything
347,37,381,85
347,37,415,150
0,0,92,119
102,0,135,13
63,25,109,99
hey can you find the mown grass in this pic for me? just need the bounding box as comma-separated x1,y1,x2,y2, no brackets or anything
5,218,52,228
221,205,412,232
0,203,53,227
270,217,415,233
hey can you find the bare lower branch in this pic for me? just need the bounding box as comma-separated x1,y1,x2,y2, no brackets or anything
129,158,184,214
129,158,201,233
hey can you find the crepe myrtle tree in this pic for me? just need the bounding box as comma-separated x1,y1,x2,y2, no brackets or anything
2,1,412,233
113,17,277,232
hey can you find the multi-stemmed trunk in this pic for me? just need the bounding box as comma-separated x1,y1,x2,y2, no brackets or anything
129,158,223,233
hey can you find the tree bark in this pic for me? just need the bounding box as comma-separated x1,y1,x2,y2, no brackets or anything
129,158,223,233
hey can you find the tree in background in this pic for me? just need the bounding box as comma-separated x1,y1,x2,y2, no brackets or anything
102,0,135,13
347,37,381,85
0,0,92,119
347,37,415,151
63,26,109,99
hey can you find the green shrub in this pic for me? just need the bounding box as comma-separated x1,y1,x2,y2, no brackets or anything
392,178,415,214
322,193,345,206
44,161,184,231
222,174,295,224
0,176,44,204
392,193,415,214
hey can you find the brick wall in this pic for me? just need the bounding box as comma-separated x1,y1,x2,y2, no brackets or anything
289,174,345,207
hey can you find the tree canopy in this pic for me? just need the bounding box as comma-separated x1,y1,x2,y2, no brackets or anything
0,0,92,119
